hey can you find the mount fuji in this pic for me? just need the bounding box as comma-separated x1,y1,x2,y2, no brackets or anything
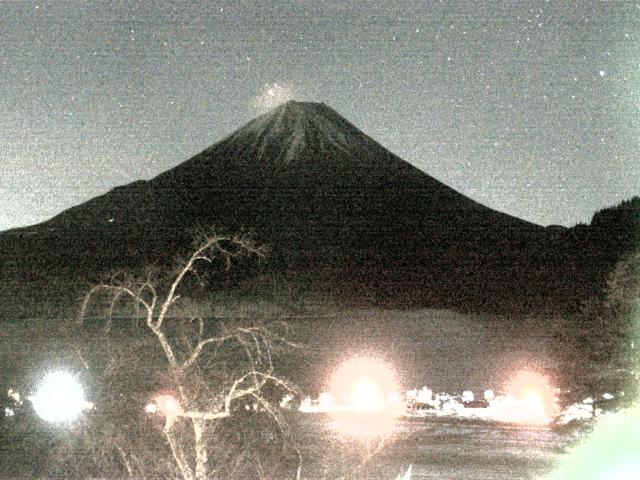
1,101,548,307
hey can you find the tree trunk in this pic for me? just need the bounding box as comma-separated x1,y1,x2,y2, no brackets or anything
193,419,209,480
164,427,194,480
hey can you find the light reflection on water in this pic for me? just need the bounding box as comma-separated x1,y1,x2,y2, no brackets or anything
327,410,400,440
296,413,579,479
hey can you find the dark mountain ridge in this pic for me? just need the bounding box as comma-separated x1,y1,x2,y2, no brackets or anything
3,101,633,311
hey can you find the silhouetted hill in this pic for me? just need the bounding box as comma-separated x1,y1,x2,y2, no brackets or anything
0,102,635,311
546,197,640,307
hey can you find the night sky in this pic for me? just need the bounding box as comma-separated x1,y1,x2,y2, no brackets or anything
2,1,639,231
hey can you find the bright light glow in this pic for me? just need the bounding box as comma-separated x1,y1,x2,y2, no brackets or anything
387,392,401,405
499,370,558,424
327,355,401,438
351,379,383,412
7,388,21,405
31,371,91,423
154,394,182,417
601,463,640,480
523,391,542,406
149,394,184,428
548,410,640,480
329,356,399,412
318,392,334,407
253,82,295,113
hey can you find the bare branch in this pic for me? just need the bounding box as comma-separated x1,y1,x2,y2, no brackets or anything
163,428,194,480
180,409,230,421
106,288,128,333
116,446,134,478
181,336,222,370
78,284,153,328
149,324,179,369
75,229,303,480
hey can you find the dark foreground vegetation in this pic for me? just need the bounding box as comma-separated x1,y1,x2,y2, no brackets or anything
545,197,639,402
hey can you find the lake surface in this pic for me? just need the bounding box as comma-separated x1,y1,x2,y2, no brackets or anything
294,414,579,480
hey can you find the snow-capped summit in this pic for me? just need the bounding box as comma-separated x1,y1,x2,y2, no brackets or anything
155,99,476,193
224,101,361,165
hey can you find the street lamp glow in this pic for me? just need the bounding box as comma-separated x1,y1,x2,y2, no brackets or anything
328,355,401,438
31,371,91,423
497,369,558,424
329,356,399,412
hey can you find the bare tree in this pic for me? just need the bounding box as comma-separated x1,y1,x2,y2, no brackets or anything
79,230,298,480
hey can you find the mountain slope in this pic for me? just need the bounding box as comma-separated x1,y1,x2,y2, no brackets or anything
1,101,547,307
148,101,541,264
